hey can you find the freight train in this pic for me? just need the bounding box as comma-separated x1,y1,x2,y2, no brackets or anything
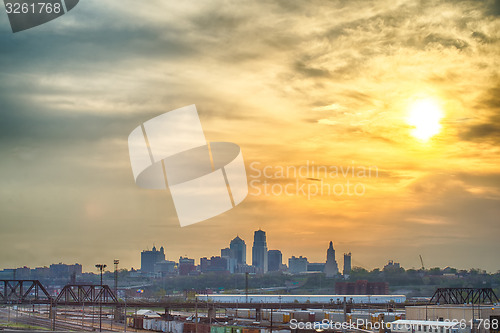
197,294,406,304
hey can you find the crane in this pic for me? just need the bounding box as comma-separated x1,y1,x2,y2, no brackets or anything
419,255,425,270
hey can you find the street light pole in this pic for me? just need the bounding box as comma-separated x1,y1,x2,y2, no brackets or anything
114,260,119,296
114,260,119,331
95,264,107,332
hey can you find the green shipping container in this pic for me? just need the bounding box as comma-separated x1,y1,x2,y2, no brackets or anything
231,327,242,333
211,326,226,333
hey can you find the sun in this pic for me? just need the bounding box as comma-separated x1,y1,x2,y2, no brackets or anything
407,98,444,141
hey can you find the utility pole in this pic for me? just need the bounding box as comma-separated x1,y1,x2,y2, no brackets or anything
82,301,85,330
245,272,249,303
343,297,347,333
95,263,107,332
195,298,198,333
270,307,273,333
114,259,120,331
124,295,127,333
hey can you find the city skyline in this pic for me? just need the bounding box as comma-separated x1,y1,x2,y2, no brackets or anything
0,230,492,274
1,1,499,273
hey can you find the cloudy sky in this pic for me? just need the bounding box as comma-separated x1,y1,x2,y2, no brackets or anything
0,0,499,273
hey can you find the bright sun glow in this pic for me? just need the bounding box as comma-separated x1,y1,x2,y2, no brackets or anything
407,98,444,141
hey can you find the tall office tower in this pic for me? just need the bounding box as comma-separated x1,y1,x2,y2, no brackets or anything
323,241,339,277
343,252,352,276
141,245,166,273
252,229,268,273
229,236,246,265
268,250,282,272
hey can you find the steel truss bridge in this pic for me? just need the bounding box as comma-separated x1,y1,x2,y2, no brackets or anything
430,288,499,304
4,280,496,311
0,280,405,311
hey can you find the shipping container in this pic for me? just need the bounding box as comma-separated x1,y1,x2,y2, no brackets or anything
290,310,311,322
328,312,345,323
134,317,144,329
166,321,185,333
143,318,152,330
211,325,226,333
242,328,260,333
309,310,328,320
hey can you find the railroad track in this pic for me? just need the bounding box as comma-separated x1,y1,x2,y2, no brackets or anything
0,308,109,331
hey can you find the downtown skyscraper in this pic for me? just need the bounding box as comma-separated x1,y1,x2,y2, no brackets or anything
230,236,246,265
252,229,268,273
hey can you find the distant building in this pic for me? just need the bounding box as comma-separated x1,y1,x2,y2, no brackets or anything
141,246,166,273
323,241,339,277
288,256,308,274
235,264,257,274
0,269,15,279
200,257,210,272
221,247,231,258
307,263,325,272
15,266,30,279
229,236,246,265
268,250,282,272
69,263,82,276
252,229,268,273
32,267,50,279
49,263,82,279
179,257,195,275
335,280,388,295
154,260,176,276
220,246,237,273
207,256,230,273
383,260,401,272
343,253,352,276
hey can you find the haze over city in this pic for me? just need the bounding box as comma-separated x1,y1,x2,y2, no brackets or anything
1,0,500,273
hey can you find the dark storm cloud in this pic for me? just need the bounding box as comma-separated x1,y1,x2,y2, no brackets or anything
422,33,469,50
0,96,150,143
294,60,332,78
283,0,483,91
460,84,500,142
471,31,495,44
461,121,500,141
486,0,500,15
191,8,247,34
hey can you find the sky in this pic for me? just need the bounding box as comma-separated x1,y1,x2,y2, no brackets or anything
0,0,499,273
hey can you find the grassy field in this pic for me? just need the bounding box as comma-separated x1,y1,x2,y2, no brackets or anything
0,319,50,330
